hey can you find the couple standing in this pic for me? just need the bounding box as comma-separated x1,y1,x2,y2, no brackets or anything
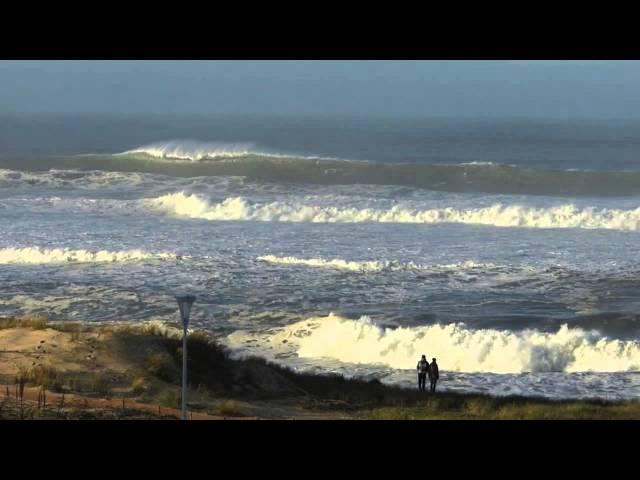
417,355,439,393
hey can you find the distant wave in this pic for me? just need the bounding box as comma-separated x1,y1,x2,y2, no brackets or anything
121,141,263,161
118,140,332,162
0,168,151,189
0,247,176,264
56,140,640,197
228,313,640,373
257,255,496,273
146,191,640,231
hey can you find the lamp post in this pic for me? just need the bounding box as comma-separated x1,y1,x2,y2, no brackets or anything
176,294,196,420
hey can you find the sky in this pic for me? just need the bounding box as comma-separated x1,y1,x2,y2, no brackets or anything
1,60,640,118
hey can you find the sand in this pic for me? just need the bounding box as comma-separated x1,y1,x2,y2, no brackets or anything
0,324,351,420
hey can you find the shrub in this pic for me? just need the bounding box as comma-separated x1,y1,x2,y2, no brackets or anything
218,400,244,417
91,373,112,397
144,353,178,382
158,388,181,409
131,377,150,396
28,365,65,392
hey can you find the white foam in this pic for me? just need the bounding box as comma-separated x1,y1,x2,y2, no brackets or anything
257,255,494,273
0,247,176,264
0,168,150,189
122,140,258,161
227,313,640,374
146,191,640,231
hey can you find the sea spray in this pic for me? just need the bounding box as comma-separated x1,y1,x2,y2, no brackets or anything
227,313,640,374
0,247,176,264
147,191,640,231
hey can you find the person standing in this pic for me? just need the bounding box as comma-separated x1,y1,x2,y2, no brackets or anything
417,354,429,392
430,358,439,393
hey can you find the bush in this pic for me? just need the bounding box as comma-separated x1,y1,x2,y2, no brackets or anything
218,400,244,417
91,373,112,397
28,365,65,392
144,353,178,382
131,377,150,396
158,388,181,409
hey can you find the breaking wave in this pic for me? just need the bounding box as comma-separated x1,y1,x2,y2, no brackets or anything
230,314,640,373
118,140,332,162
0,247,176,264
146,191,640,231
257,255,496,273
120,141,270,161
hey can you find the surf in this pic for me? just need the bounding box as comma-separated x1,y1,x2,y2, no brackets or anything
227,313,640,374
0,247,177,264
145,191,640,231
257,255,498,273
35,139,640,197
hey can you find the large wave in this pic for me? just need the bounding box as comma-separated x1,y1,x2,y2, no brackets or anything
117,140,335,163
120,141,272,162
0,247,176,264
146,191,640,231
228,314,640,374
54,140,640,196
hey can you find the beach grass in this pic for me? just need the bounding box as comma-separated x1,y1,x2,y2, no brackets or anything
217,399,244,416
0,315,49,330
362,395,640,420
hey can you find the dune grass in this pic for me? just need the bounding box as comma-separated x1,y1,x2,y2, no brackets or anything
0,315,49,330
21,365,66,392
363,397,640,420
216,399,244,417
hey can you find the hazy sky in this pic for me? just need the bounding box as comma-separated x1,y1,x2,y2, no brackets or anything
1,60,640,118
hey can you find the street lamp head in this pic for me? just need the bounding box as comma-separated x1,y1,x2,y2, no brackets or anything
176,295,196,328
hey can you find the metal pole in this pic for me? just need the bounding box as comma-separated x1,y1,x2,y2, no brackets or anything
182,324,187,420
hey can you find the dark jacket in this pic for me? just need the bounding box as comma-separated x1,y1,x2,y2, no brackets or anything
417,359,430,375
430,361,439,380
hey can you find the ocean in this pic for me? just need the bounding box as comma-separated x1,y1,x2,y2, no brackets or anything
1,114,639,400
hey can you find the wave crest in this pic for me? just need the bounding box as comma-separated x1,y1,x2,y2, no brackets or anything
0,247,176,264
121,140,262,161
257,255,495,273
146,191,640,231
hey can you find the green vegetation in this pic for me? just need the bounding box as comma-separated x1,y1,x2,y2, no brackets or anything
217,399,244,417
158,388,181,409
22,365,65,392
143,352,178,383
130,377,150,396
90,372,112,398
